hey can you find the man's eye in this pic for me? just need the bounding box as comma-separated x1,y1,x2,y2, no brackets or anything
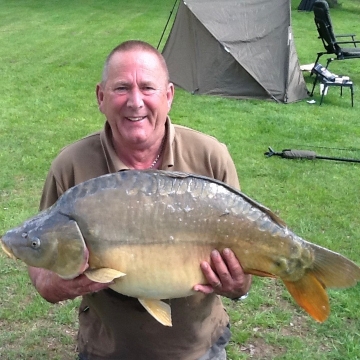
115,87,128,93
142,87,156,94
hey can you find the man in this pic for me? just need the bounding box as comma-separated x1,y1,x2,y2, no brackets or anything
28,40,252,360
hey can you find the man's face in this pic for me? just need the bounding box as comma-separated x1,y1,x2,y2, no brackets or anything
96,49,174,148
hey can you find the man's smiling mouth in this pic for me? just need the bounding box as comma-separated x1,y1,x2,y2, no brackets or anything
127,116,146,122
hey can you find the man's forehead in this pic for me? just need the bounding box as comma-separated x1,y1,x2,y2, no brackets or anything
109,50,162,71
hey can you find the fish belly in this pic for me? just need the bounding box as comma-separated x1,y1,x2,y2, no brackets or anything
97,243,212,299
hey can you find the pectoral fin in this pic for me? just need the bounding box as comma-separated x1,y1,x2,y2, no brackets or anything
138,298,172,327
283,272,329,323
85,268,126,283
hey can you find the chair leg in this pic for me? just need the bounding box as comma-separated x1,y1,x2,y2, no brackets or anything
314,53,323,66
310,76,318,96
319,85,327,105
310,53,324,77
325,58,334,69
351,85,354,107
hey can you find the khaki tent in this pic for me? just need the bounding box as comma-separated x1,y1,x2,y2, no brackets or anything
162,0,308,103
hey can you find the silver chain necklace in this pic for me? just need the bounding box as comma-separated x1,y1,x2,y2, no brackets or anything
148,136,165,169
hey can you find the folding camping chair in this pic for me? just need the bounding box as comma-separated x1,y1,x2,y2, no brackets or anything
313,0,360,69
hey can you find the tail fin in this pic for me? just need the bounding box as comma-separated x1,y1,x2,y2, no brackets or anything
284,243,360,322
310,243,360,288
284,273,329,322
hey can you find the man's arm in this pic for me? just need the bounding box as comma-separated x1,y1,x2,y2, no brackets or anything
28,266,112,303
29,168,112,303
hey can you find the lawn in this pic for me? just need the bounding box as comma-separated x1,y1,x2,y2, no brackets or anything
1,0,360,359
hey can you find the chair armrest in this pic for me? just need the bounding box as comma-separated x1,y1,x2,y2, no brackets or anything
336,40,360,44
335,34,356,39
335,34,358,47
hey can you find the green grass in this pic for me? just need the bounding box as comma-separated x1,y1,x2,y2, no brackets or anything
1,0,360,358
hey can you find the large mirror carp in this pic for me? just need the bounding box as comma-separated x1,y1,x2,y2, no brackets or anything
2,170,360,326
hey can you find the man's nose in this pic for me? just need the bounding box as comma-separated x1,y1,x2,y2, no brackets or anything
127,88,144,108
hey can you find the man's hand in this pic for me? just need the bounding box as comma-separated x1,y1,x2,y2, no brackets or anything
28,266,112,303
194,248,252,299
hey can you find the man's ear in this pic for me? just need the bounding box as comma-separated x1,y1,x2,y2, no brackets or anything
166,82,175,111
96,83,104,112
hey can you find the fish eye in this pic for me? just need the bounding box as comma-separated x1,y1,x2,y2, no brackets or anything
29,237,41,249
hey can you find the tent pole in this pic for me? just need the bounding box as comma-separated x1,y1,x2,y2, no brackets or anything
157,0,179,50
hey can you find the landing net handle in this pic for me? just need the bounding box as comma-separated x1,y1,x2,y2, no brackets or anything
281,150,316,159
265,147,360,163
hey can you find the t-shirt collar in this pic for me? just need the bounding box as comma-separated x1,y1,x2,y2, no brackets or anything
100,117,175,173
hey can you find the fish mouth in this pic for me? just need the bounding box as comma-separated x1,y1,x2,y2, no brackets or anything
0,239,17,260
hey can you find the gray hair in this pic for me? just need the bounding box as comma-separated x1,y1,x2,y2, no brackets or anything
101,40,170,85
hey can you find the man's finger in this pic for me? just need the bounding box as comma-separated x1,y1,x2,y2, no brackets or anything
210,250,233,287
221,248,244,278
193,284,214,294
